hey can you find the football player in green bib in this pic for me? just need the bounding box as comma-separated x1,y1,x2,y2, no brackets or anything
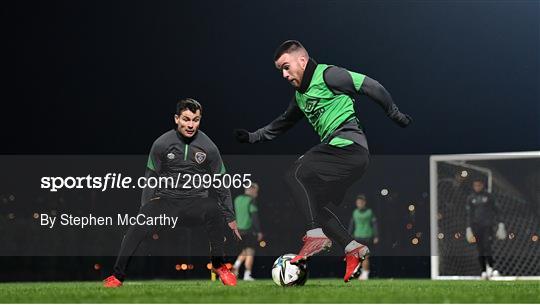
348,194,379,280
232,183,264,280
234,40,412,282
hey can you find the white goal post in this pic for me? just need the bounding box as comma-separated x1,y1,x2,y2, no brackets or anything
430,151,540,280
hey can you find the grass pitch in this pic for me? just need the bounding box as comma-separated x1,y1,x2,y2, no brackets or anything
0,279,538,303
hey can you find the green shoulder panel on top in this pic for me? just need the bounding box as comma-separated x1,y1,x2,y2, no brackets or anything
349,71,366,92
329,137,354,147
147,154,156,171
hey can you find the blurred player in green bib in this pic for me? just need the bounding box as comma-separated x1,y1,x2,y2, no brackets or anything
232,183,264,280
348,194,379,280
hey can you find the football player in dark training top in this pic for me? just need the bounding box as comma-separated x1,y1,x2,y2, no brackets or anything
234,40,412,282
465,178,506,279
104,98,240,287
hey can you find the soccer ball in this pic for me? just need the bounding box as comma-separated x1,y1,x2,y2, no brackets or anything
271,254,308,286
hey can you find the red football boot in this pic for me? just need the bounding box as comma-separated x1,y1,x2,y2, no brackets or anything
213,264,237,286
290,235,333,264
103,275,123,288
344,244,370,282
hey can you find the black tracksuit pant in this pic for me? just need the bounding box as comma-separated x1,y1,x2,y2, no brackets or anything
113,197,225,281
471,223,495,271
284,142,370,248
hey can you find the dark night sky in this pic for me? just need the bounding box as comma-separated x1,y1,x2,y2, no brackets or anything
3,0,539,155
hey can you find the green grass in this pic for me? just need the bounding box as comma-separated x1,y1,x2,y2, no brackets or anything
0,279,538,303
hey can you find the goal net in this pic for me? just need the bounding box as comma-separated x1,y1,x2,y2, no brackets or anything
430,152,540,280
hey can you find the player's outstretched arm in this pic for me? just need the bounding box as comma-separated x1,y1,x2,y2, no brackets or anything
233,97,304,144
360,77,412,127
207,145,242,240
492,195,507,240
248,199,263,240
140,142,162,206
207,147,235,221
323,66,412,128
372,215,380,244
465,195,475,243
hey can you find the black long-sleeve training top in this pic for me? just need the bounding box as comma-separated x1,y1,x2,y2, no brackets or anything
141,129,235,222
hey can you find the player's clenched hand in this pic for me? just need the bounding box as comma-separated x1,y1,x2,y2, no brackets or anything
392,112,413,128
228,220,242,240
233,129,250,143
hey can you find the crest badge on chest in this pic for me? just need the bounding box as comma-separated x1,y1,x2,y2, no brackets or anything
195,151,207,164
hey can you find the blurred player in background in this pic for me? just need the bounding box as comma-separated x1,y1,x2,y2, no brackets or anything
234,40,412,282
232,183,264,281
348,194,379,280
465,178,507,279
103,98,240,287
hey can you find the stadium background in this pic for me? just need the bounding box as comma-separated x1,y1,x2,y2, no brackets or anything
1,0,539,282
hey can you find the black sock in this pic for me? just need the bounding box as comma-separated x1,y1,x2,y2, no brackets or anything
478,256,487,271
318,206,353,248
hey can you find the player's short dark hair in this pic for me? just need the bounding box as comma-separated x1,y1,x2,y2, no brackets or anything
356,194,367,201
472,177,485,184
176,98,202,115
273,40,307,61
